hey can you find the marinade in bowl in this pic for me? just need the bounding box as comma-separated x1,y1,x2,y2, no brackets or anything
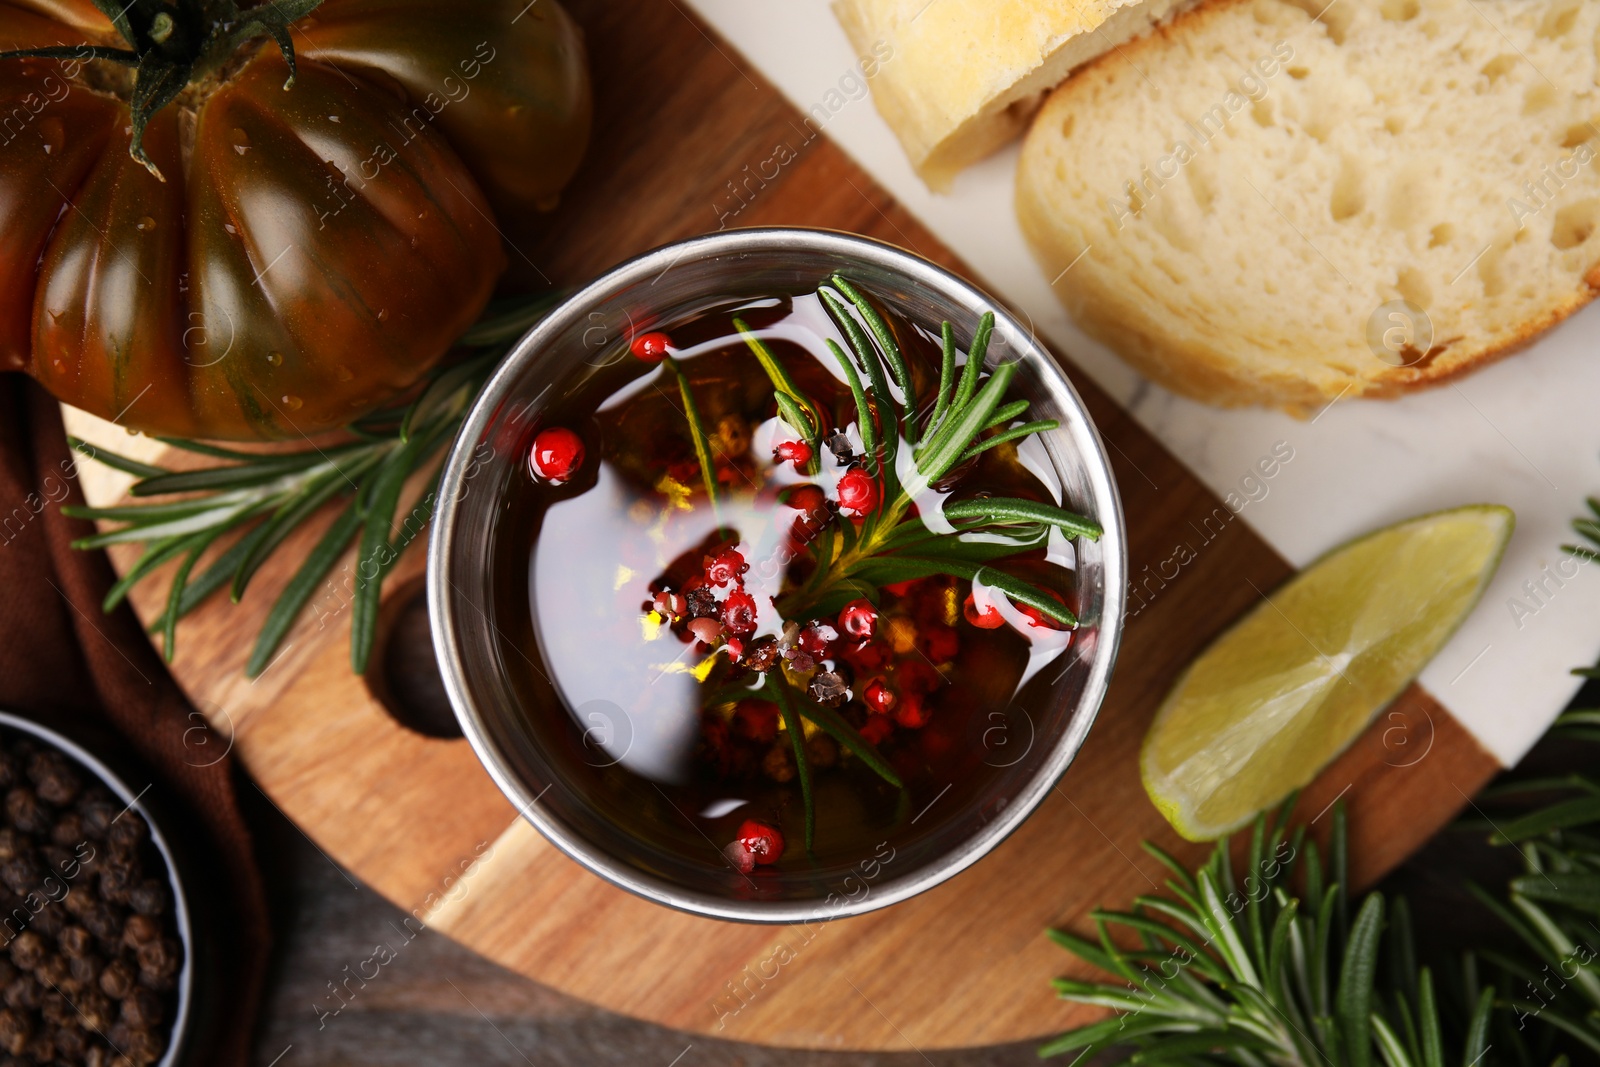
431,229,1126,922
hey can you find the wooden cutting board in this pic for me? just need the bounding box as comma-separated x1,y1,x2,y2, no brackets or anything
64,0,1501,1051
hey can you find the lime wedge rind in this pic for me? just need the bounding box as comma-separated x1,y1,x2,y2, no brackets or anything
1141,504,1514,842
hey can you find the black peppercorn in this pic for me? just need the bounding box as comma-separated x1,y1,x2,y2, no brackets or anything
121,915,158,950
81,905,120,945
23,1029,54,1062
54,1025,87,1058
119,988,162,1029
8,933,44,971
0,731,181,1065
34,954,71,994
77,801,116,841
126,881,166,917
29,904,62,940
50,813,84,849
36,990,68,1027
61,888,92,918
0,1008,27,1055
0,974,37,1011
135,937,179,982
58,927,90,960
106,817,145,855
98,960,134,1001
124,1026,162,1067
76,990,111,1032
98,865,133,906
27,753,80,807
3,791,49,837
0,857,40,897
67,953,98,989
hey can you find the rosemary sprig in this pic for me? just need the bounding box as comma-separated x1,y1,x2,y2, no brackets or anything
1042,803,1497,1067
735,276,1103,630
1563,497,1600,680
66,293,558,676
710,277,1104,845
1044,747,1600,1066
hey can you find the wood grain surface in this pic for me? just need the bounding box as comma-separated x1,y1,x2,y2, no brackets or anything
67,0,1503,1051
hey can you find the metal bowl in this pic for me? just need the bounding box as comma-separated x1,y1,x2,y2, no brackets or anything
0,710,196,1066
429,228,1127,923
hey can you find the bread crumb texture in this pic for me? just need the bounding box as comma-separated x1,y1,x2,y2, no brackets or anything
1017,0,1600,413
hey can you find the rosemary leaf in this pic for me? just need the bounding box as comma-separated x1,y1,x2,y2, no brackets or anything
401,354,492,444
928,321,957,438
1337,894,1385,1067
68,438,167,479
828,275,917,423
161,530,223,662
72,497,269,550
795,699,902,789
152,437,305,462
458,292,562,347
350,441,426,674
231,463,364,602
1462,987,1495,1067
951,312,994,413
845,556,1076,626
131,458,328,497
959,420,1060,465
983,399,1031,432
912,360,1017,486
664,356,720,504
63,498,231,524
101,537,188,613
770,679,815,850
940,497,1101,540
824,339,878,475
248,500,363,679
774,393,817,448
820,288,898,475
735,317,821,443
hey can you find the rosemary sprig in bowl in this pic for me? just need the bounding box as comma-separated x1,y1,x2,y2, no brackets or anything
668,274,1103,847
65,294,557,677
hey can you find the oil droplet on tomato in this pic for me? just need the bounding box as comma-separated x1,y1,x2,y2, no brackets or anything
223,223,237,236
327,114,341,123
135,216,156,233
335,365,354,382
231,128,250,155
266,351,283,367
282,395,303,411
376,309,389,323
37,118,62,156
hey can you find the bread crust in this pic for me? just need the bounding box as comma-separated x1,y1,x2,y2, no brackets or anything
1016,0,1600,414
835,0,1188,189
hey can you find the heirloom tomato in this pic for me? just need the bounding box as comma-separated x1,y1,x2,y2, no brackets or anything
0,0,591,438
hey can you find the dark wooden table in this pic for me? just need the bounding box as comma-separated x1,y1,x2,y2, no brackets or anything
67,0,1503,1053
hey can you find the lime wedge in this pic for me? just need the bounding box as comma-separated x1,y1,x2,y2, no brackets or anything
1141,504,1514,841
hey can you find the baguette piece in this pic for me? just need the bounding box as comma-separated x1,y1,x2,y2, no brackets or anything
1017,0,1600,414
834,0,1189,190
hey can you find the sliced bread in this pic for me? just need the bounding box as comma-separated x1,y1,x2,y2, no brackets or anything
833,0,1190,190
1017,0,1600,414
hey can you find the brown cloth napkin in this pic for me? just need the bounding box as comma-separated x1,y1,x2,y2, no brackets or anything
0,377,268,1065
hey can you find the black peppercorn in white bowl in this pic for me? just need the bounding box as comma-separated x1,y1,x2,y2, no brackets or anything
0,711,192,1067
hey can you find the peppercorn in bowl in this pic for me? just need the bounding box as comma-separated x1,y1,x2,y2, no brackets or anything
0,713,191,1066
431,229,1127,922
